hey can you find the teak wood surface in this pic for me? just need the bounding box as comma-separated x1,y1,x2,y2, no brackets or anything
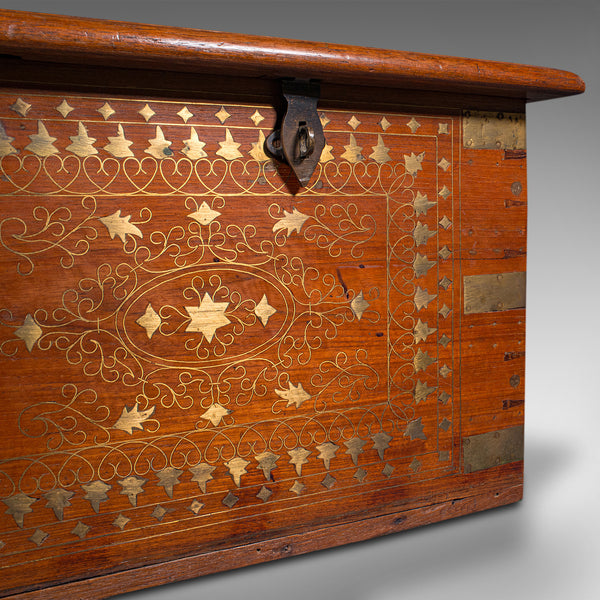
0,9,584,600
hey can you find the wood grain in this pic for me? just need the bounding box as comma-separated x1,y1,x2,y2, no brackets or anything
0,9,584,101
0,8,583,599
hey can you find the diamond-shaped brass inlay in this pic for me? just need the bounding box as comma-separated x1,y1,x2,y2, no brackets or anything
439,304,451,319
250,110,265,126
215,106,231,124
439,215,453,230
188,500,204,514
439,334,452,348
347,115,361,130
382,464,394,478
97,102,116,120
321,474,336,490
151,505,168,521
438,123,449,134
256,486,273,502
437,157,451,171
30,529,48,547
11,97,31,117
289,480,305,496
439,391,451,404
56,99,74,118
71,521,90,539
222,491,239,508
112,514,130,530
379,116,391,131
439,276,452,290
438,185,451,199
410,458,422,473
138,104,156,122
439,418,452,431
177,106,194,123
439,245,452,260
354,468,368,483
407,117,420,133
439,364,452,378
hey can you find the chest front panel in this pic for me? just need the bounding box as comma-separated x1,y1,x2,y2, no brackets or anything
0,91,524,595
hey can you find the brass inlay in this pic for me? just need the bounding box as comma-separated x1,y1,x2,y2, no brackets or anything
136,303,162,339
413,192,436,216
43,489,74,521
156,467,183,498
407,117,420,133
350,290,370,320
188,500,204,515
272,208,309,236
71,521,91,539
414,380,436,404
464,272,526,314
182,127,207,160
226,457,250,487
249,130,270,162
3,493,36,528
344,437,366,465
113,404,156,434
215,106,231,124
322,473,336,489
99,210,143,243
177,106,194,123
250,110,265,126
11,98,31,117
438,185,451,199
404,418,426,441
216,128,243,160
222,491,239,508
288,447,311,476
316,442,338,470
189,463,216,493
371,432,392,460
347,115,361,130
200,403,231,426
56,99,74,118
288,480,304,495
104,124,134,157
138,104,156,122
379,117,391,131
0,121,17,157
145,126,173,159
256,486,272,502
15,314,42,352
187,200,221,225
97,102,116,120
184,293,231,342
82,481,111,513
67,122,98,157
414,319,437,343
275,382,311,409
26,121,59,157
414,286,437,311
369,135,391,163
254,294,277,326
403,152,424,176
123,509,148,529
463,110,526,150
30,529,49,547
463,425,524,473
341,134,363,163
256,452,279,480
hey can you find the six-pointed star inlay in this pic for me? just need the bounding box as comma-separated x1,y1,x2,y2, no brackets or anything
185,293,231,343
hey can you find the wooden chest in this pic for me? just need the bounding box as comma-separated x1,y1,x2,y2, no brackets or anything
0,10,584,599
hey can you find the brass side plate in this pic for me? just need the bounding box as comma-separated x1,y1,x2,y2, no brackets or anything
463,271,526,314
463,110,526,150
463,425,524,473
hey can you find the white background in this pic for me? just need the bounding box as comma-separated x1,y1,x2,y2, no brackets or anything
0,2,598,599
